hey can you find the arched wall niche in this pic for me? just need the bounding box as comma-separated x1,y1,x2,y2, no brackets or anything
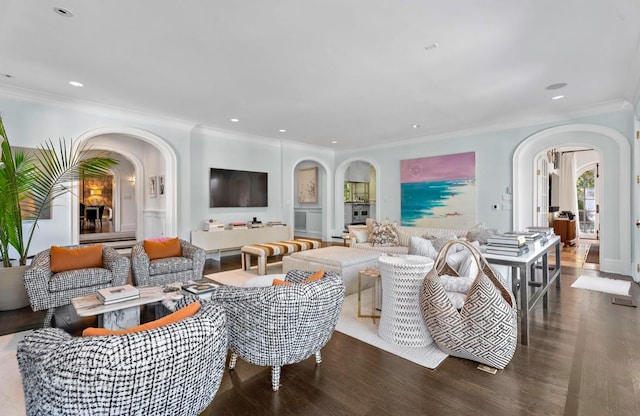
290,158,332,241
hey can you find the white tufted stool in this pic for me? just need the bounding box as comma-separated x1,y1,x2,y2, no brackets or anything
378,254,434,347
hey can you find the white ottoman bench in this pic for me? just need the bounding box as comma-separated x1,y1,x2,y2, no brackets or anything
282,246,380,295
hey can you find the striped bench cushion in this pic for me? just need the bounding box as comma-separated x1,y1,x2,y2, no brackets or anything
241,239,320,256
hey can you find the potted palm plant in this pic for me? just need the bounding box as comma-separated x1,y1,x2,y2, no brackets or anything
0,116,118,310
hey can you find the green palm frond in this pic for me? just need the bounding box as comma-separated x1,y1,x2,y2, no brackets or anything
0,115,118,266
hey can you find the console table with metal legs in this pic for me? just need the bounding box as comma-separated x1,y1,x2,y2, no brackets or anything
484,235,561,345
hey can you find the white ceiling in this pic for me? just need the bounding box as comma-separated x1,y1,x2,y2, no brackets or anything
1,1,640,149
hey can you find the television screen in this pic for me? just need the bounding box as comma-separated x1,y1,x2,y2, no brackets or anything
209,168,268,207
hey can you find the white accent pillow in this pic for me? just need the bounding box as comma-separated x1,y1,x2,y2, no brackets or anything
437,274,475,293
445,250,469,271
352,229,369,243
458,253,480,278
447,241,480,276
408,236,438,259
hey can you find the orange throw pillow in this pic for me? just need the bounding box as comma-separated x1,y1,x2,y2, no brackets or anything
144,237,182,260
82,301,201,336
50,244,103,273
303,269,325,283
272,269,325,286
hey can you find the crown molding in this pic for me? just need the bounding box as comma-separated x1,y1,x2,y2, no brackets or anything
192,123,335,154
339,99,634,154
0,84,198,131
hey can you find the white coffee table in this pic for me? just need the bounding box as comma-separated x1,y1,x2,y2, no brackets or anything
72,286,165,330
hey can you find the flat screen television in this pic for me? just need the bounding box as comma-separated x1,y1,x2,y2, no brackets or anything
209,168,268,208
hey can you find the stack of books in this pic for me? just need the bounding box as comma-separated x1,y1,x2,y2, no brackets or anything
486,233,529,257
525,226,554,238
504,230,543,244
229,222,248,229
204,220,225,232
97,284,140,305
526,227,554,245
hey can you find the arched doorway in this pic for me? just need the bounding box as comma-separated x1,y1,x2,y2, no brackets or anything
72,128,177,243
335,158,380,234
513,124,630,276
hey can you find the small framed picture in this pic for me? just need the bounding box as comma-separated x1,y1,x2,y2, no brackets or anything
149,176,157,198
158,175,165,197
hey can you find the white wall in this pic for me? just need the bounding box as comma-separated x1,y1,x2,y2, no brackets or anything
0,89,194,251
334,108,634,276
2,87,637,276
188,126,335,239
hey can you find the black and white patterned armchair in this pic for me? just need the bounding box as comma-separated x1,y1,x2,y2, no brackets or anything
23,245,129,327
17,301,228,416
207,270,346,391
131,239,206,286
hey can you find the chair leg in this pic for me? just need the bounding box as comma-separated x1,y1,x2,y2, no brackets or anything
43,308,55,328
271,366,281,391
315,351,322,364
229,352,238,370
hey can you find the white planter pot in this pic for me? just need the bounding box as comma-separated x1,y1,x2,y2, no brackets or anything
0,265,30,311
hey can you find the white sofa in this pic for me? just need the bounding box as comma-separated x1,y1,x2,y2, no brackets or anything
347,224,469,255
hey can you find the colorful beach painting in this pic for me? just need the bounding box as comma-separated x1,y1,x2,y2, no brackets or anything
401,152,476,228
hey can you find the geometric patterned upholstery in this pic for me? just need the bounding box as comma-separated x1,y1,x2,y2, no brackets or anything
17,301,228,416
23,244,129,327
420,240,518,369
131,239,206,286
206,270,346,390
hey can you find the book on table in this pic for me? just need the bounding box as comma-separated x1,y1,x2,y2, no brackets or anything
97,284,140,305
486,234,527,246
182,281,220,295
485,246,530,257
525,226,554,236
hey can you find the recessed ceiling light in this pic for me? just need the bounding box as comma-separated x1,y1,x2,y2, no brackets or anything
230,118,239,122
424,43,439,51
53,7,74,17
551,95,565,100
546,83,567,90
412,124,421,129
69,81,84,87
279,129,286,133
331,140,338,144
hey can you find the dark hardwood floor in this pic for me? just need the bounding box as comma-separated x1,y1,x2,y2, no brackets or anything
2,241,639,415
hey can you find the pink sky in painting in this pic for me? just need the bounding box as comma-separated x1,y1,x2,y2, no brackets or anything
400,152,475,183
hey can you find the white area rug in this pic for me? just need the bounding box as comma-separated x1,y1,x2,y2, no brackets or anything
205,262,284,287
0,330,30,416
335,288,448,369
208,267,448,369
571,275,631,296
